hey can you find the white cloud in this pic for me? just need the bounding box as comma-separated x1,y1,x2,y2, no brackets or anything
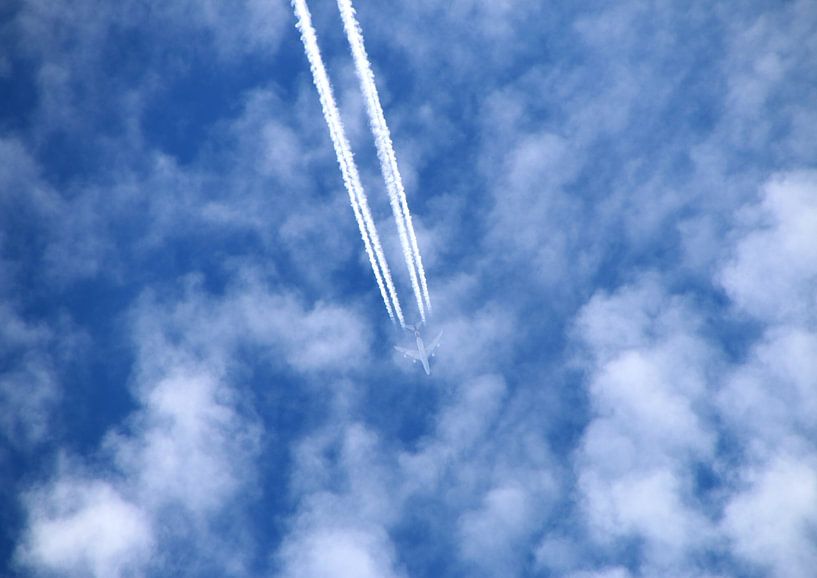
400,372,557,576
16,280,299,576
714,171,817,577
566,568,632,578
718,326,817,458
585,468,707,555
487,131,580,275
14,0,289,126
573,277,717,571
0,347,59,446
534,535,581,575
721,1,817,155
458,483,537,571
569,171,817,575
112,370,259,515
479,101,589,294
722,455,817,578
18,273,372,578
17,360,260,576
278,526,404,578
130,275,371,376
574,279,715,465
20,478,153,578
153,0,289,59
0,138,63,215
720,170,817,325
399,374,507,491
586,348,712,463
277,401,405,578
277,361,557,578
0,243,77,447
361,0,541,83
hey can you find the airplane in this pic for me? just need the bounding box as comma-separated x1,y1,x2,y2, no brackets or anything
394,324,443,375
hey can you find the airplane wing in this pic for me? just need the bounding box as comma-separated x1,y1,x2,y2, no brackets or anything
394,346,422,361
427,330,443,357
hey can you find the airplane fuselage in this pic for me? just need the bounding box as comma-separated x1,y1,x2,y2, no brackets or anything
415,333,431,375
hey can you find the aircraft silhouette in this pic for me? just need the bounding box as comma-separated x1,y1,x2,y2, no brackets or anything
394,324,443,375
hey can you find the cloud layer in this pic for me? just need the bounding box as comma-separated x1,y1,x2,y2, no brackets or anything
2,0,816,577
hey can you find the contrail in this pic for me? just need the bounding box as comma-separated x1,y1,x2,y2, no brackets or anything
337,0,432,321
292,0,405,327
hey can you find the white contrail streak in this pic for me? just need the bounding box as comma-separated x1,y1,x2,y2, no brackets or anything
337,0,432,321
292,0,405,327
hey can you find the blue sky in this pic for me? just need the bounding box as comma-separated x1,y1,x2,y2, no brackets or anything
2,0,817,576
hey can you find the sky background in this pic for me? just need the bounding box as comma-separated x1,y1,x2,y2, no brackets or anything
1,0,817,577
